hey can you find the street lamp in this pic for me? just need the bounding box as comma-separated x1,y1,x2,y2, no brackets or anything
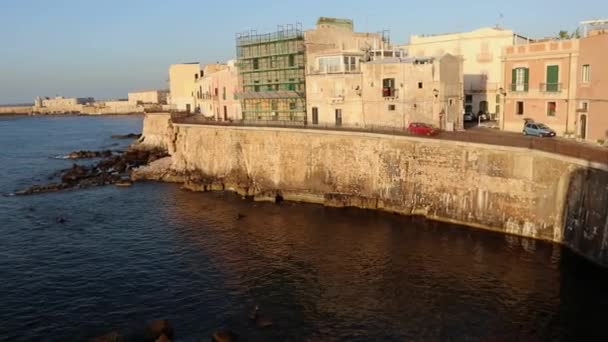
498,87,507,130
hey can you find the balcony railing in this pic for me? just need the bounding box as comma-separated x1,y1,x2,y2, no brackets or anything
509,83,529,92
540,83,562,92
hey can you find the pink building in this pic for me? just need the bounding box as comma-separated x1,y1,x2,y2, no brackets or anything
194,61,242,121
576,30,608,142
502,39,579,136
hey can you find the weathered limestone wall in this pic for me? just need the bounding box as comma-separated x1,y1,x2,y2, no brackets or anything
139,117,608,267
139,113,174,150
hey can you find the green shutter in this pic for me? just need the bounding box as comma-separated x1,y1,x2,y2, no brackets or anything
547,65,559,91
511,69,517,91
524,68,529,91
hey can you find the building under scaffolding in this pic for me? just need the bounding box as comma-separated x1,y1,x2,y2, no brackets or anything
236,24,306,122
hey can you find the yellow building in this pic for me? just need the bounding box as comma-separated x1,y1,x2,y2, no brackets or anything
169,63,201,112
403,27,530,121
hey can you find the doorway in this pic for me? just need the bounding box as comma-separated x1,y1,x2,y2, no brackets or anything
185,104,191,113
580,115,587,140
335,109,342,126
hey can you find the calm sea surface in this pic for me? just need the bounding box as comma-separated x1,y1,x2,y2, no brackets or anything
1,115,608,341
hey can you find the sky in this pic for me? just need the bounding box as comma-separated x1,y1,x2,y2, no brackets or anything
0,0,605,104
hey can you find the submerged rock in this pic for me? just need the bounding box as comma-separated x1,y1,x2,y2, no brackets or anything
143,319,174,342
92,331,125,342
65,150,113,159
212,329,239,342
111,133,142,139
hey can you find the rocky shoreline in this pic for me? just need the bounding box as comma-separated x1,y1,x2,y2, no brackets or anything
14,146,168,196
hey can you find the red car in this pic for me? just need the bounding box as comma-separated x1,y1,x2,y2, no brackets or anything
407,122,439,136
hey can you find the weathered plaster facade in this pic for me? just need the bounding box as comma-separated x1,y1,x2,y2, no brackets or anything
138,113,608,267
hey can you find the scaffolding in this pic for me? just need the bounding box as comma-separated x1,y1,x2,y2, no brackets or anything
236,24,307,122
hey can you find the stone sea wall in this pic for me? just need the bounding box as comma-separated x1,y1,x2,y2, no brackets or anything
138,113,608,267
0,106,32,114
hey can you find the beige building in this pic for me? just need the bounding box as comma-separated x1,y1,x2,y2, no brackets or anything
169,63,201,112
128,90,169,105
34,96,95,113
502,39,579,135
194,60,242,120
404,27,530,121
305,18,463,130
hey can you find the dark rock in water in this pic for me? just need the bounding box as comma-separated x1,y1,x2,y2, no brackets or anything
62,164,89,183
212,329,239,342
15,147,168,196
111,133,142,139
143,319,174,342
56,216,68,224
92,331,125,342
249,305,273,328
66,150,113,159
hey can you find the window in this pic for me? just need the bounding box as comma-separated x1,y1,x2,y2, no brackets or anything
580,101,589,111
344,56,358,72
312,107,319,125
289,55,295,67
448,99,454,106
288,78,296,91
335,109,342,126
271,101,278,111
418,82,423,89
547,101,557,116
222,87,226,100
465,105,473,113
214,88,218,96
516,101,524,115
582,64,590,83
253,59,259,70
388,104,396,111
465,95,473,103
512,67,529,91
223,106,228,121
289,102,296,111
546,65,559,92
383,78,395,97
254,80,260,92
318,56,342,73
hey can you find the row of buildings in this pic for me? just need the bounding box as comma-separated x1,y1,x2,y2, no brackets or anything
168,17,608,143
33,90,169,114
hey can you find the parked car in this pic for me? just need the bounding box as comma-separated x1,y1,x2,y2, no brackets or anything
523,122,556,137
407,122,439,136
463,113,474,122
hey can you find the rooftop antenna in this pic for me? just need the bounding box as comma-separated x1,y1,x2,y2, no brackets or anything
496,13,504,28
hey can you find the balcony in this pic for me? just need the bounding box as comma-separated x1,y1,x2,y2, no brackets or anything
509,83,529,92
540,83,562,93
